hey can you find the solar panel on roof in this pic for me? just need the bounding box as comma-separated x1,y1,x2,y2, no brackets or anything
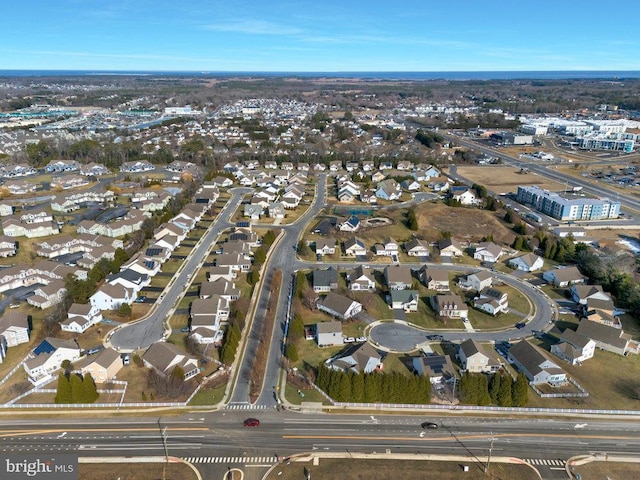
33,339,55,356
146,248,162,256
236,221,250,228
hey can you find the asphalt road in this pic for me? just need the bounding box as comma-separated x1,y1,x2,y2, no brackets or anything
107,188,252,352
1,412,639,475
230,174,328,406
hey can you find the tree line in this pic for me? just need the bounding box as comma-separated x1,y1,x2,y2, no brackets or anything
316,364,432,404
459,371,529,407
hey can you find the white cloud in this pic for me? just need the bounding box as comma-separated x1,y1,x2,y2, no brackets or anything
202,20,302,36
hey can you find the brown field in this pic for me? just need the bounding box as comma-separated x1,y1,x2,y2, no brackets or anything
571,461,640,480
413,201,516,244
266,458,540,480
79,462,198,480
456,165,566,194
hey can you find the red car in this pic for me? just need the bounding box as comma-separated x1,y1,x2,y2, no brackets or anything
243,418,260,427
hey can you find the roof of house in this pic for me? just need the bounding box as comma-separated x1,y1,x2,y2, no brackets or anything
0,311,29,332
313,267,338,287
319,292,360,316
414,354,455,378
576,320,630,349
331,342,382,372
509,340,562,377
558,328,594,350
75,347,121,370
316,321,342,335
384,265,413,284
546,266,587,283
142,342,198,375
459,339,501,365
510,252,542,268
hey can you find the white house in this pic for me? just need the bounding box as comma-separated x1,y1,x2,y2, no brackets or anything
508,253,544,272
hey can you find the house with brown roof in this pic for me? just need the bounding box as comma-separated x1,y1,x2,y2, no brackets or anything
507,340,567,386
346,266,375,291
27,280,67,309
412,354,456,383
90,283,134,311
384,265,413,290
75,348,123,383
0,235,16,257
315,238,337,255
419,267,450,291
316,321,344,347
200,279,240,301
473,242,503,263
61,303,103,333
0,311,30,362
438,238,464,257
404,238,430,258
460,270,492,292
570,285,611,305
457,339,501,373
142,342,199,380
431,294,468,319
508,252,544,272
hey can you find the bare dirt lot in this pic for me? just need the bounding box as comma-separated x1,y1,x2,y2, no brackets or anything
413,201,516,244
79,461,198,480
457,165,566,194
266,458,540,480
571,461,640,480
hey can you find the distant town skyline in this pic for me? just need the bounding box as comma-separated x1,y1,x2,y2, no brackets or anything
3,1,639,72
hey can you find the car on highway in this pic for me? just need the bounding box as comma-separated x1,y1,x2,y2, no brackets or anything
421,422,438,429
243,418,260,427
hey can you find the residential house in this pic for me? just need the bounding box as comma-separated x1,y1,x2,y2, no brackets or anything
106,269,150,295
0,203,13,216
401,179,421,191
419,267,450,291
338,215,361,232
508,253,544,272
412,354,455,384
45,159,80,173
507,340,567,386
462,270,493,292
24,337,81,385
268,202,286,219
190,296,230,343
474,288,509,316
27,280,67,309
315,238,336,256
550,329,596,365
580,298,621,328
326,342,384,374
215,253,251,272
207,266,237,283
374,238,399,257
473,242,503,263
570,285,611,305
0,235,17,257
576,319,632,356
313,267,339,293
384,265,413,290
543,266,588,287
431,294,468,319
390,290,420,312
200,279,240,302
343,237,367,257
75,348,123,383
317,292,363,320
438,238,464,257
60,303,103,333
80,162,110,176
316,321,344,347
347,266,376,291
90,283,134,311
450,186,478,205
457,339,501,373
120,160,155,173
375,179,402,201
142,342,200,380
0,311,30,353
404,238,430,258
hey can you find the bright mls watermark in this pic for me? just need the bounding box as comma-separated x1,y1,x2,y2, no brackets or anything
2,455,77,480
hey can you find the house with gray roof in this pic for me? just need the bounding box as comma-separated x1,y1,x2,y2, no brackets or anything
550,329,596,365
347,266,375,291
389,290,420,312
316,321,344,347
412,354,456,384
507,340,567,385
508,252,544,272
317,293,362,320
457,339,501,373
142,342,199,380
326,342,384,374
576,320,632,356
543,266,587,287
313,267,339,293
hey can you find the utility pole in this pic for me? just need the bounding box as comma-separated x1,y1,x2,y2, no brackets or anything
485,432,495,474
450,376,457,404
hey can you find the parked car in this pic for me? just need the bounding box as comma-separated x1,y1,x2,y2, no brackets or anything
180,326,190,333
243,418,260,427
515,322,526,329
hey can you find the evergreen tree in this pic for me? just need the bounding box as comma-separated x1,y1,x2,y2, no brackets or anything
497,373,513,407
55,373,72,404
489,372,501,404
285,343,299,363
364,373,379,403
253,247,267,266
69,373,84,403
289,314,305,343
82,373,99,403
512,373,529,406
352,373,365,403
263,230,276,246
247,269,260,286
477,374,491,406
295,271,307,299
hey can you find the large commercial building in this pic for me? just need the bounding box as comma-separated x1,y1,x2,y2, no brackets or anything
516,186,621,221
577,134,634,153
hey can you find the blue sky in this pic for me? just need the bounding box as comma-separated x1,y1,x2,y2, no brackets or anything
2,1,639,71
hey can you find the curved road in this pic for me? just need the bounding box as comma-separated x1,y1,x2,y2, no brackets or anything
107,188,252,352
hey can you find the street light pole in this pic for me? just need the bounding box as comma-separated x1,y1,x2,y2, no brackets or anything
485,433,495,474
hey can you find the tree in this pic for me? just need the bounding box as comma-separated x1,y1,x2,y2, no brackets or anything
82,373,99,403
285,343,299,363
289,314,305,343
55,373,72,404
489,372,502,404
497,373,513,407
295,271,307,299
407,208,419,230
69,373,84,403
504,210,514,223
247,269,260,286
253,247,267,266
512,373,529,407
263,230,276,247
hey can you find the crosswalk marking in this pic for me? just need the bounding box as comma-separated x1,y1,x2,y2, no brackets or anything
182,456,276,464
224,403,269,410
524,459,565,466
